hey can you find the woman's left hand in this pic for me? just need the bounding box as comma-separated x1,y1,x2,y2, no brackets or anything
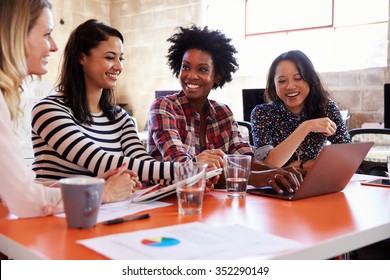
303,118,337,136
98,163,142,189
249,167,303,193
99,163,142,203
102,173,135,203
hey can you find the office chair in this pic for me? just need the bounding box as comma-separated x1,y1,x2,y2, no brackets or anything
349,128,390,177
242,89,265,122
237,120,253,145
384,84,390,128
155,90,179,98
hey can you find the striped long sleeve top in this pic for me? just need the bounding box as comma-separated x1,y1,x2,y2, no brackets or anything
31,94,174,182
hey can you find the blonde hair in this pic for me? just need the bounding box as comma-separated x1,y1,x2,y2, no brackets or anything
0,0,52,121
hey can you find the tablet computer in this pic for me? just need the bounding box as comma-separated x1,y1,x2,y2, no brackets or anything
361,178,390,188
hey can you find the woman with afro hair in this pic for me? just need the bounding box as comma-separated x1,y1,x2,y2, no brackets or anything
147,25,303,192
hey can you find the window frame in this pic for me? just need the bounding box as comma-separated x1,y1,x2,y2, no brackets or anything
245,0,335,37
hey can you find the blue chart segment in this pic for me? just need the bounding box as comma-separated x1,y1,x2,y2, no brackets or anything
141,237,180,247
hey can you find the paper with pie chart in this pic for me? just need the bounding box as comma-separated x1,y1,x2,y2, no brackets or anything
77,222,301,260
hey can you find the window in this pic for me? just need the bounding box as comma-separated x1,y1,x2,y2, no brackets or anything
245,0,387,36
246,0,333,36
205,0,388,73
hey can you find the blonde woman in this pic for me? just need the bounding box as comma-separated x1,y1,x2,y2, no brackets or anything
0,0,136,218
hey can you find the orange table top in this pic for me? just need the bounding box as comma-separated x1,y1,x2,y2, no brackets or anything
1,181,390,259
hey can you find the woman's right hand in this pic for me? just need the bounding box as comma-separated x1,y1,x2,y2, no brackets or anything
195,149,225,168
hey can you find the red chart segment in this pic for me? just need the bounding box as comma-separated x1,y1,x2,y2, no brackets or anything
141,237,180,247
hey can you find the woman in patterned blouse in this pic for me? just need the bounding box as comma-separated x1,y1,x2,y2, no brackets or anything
251,50,351,170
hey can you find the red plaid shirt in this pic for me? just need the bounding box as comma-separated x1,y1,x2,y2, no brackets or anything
147,90,253,161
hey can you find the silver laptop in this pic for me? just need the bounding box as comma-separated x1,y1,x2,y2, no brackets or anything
247,142,374,200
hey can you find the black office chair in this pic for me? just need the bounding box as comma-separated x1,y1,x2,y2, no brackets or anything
242,89,265,122
237,120,253,146
384,83,390,128
349,128,390,177
155,90,179,98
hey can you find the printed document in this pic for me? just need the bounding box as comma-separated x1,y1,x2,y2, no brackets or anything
77,222,301,260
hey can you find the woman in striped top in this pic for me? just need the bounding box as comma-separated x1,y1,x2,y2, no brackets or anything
31,19,174,184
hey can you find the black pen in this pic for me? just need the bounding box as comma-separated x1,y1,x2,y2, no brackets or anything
103,213,150,225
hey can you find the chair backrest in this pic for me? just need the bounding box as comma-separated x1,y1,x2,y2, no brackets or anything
155,90,178,98
349,128,390,177
384,84,390,128
242,88,265,122
349,128,390,144
237,120,253,146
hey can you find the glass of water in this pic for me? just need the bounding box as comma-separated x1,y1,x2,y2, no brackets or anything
223,155,252,198
174,162,207,215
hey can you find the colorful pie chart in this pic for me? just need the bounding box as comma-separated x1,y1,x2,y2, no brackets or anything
141,237,180,247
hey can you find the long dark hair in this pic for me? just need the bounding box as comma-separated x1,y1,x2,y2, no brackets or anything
56,19,123,124
265,50,330,119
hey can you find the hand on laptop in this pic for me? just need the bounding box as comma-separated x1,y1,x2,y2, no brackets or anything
282,166,307,178
301,159,315,170
248,167,304,194
287,159,315,170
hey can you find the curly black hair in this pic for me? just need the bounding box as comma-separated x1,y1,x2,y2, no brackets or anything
166,25,239,89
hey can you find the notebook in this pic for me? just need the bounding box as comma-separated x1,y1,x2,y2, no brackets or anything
247,142,374,200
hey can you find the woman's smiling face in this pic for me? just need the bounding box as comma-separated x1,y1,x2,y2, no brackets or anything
274,60,310,115
179,49,219,103
26,7,58,76
79,36,124,91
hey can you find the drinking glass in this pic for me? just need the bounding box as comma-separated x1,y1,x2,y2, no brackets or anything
174,162,207,215
223,155,251,198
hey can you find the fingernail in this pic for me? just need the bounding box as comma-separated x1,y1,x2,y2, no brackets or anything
116,163,127,170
